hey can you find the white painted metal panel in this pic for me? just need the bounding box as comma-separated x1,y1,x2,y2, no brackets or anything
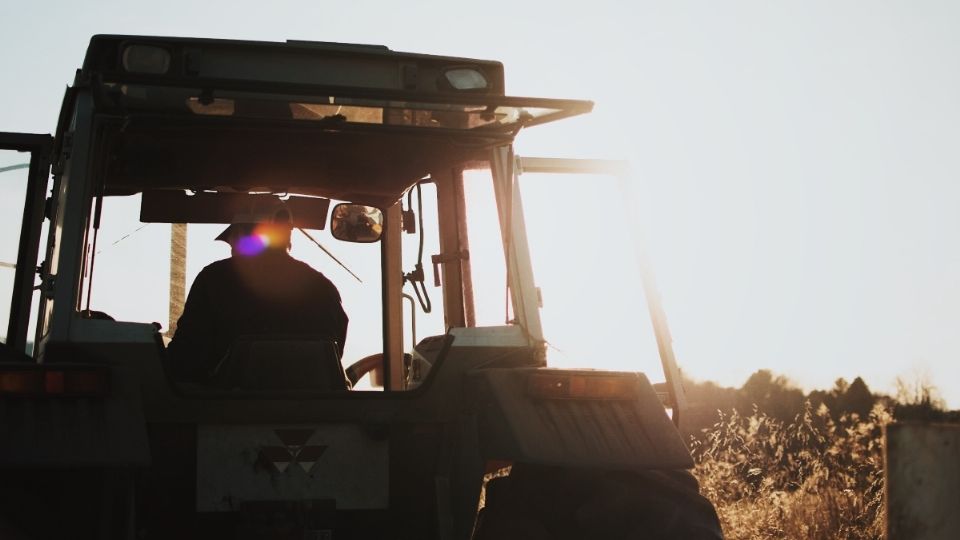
196,424,388,511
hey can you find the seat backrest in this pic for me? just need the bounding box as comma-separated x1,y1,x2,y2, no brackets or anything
210,335,349,392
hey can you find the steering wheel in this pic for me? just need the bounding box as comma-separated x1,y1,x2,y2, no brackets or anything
345,353,384,386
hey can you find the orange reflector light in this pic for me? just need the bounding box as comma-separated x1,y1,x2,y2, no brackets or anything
0,367,108,397
44,370,65,394
0,370,43,394
526,373,637,401
59,370,109,395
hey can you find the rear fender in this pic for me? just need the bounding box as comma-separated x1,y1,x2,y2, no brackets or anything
469,368,693,470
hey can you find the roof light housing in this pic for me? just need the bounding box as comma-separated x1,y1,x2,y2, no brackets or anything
442,68,489,91
122,44,171,75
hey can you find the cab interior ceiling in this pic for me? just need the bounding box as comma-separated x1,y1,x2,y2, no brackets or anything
139,191,332,229
98,116,505,208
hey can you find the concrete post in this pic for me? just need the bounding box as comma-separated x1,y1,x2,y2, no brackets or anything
885,422,960,539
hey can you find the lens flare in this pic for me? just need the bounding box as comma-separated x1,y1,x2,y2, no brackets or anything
236,234,267,256
233,223,290,257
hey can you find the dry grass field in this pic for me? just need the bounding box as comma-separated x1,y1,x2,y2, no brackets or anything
691,404,890,539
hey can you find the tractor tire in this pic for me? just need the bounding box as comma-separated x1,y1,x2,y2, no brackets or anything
474,464,723,540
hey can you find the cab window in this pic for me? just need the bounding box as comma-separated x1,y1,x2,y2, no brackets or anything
78,193,384,371
0,151,30,345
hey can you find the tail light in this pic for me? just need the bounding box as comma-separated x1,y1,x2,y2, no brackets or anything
0,366,109,397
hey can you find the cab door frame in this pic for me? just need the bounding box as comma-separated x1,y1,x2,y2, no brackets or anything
508,154,689,426
0,132,53,355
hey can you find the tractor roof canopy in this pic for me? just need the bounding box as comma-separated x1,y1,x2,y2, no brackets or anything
81,35,592,211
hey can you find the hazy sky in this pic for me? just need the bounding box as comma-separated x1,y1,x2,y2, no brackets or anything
2,0,959,407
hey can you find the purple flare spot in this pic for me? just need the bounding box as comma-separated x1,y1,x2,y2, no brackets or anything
236,234,267,256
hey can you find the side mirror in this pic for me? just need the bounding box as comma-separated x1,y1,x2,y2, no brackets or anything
330,204,384,243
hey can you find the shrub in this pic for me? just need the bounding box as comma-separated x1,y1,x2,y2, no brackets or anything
691,402,890,539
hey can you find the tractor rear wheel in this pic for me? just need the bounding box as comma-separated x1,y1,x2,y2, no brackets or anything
474,464,723,540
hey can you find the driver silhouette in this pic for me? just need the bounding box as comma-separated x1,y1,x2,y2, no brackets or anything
166,204,348,383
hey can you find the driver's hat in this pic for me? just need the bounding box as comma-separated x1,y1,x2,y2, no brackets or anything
215,202,294,243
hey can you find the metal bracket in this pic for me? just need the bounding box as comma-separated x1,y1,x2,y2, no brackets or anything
51,133,73,176
39,274,55,297
34,260,54,295
430,249,469,287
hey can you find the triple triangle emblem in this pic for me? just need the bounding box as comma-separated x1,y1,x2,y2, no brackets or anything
258,428,328,474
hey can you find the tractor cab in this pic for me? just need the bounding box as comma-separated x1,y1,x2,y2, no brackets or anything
0,35,720,540
20,35,589,388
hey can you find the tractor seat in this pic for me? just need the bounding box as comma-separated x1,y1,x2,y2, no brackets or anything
208,335,350,392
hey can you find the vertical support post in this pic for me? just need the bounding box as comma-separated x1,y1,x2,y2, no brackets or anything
381,203,405,390
637,260,688,425
453,168,476,328
167,223,187,337
490,147,544,347
434,168,466,329
615,169,687,426
7,136,52,354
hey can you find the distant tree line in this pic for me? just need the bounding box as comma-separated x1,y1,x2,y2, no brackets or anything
680,369,959,439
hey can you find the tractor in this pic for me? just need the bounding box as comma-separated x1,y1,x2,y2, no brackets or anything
0,35,722,539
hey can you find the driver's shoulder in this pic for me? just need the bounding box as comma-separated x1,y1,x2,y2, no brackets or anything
203,257,234,271
286,256,327,278
287,258,340,295
192,257,235,283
